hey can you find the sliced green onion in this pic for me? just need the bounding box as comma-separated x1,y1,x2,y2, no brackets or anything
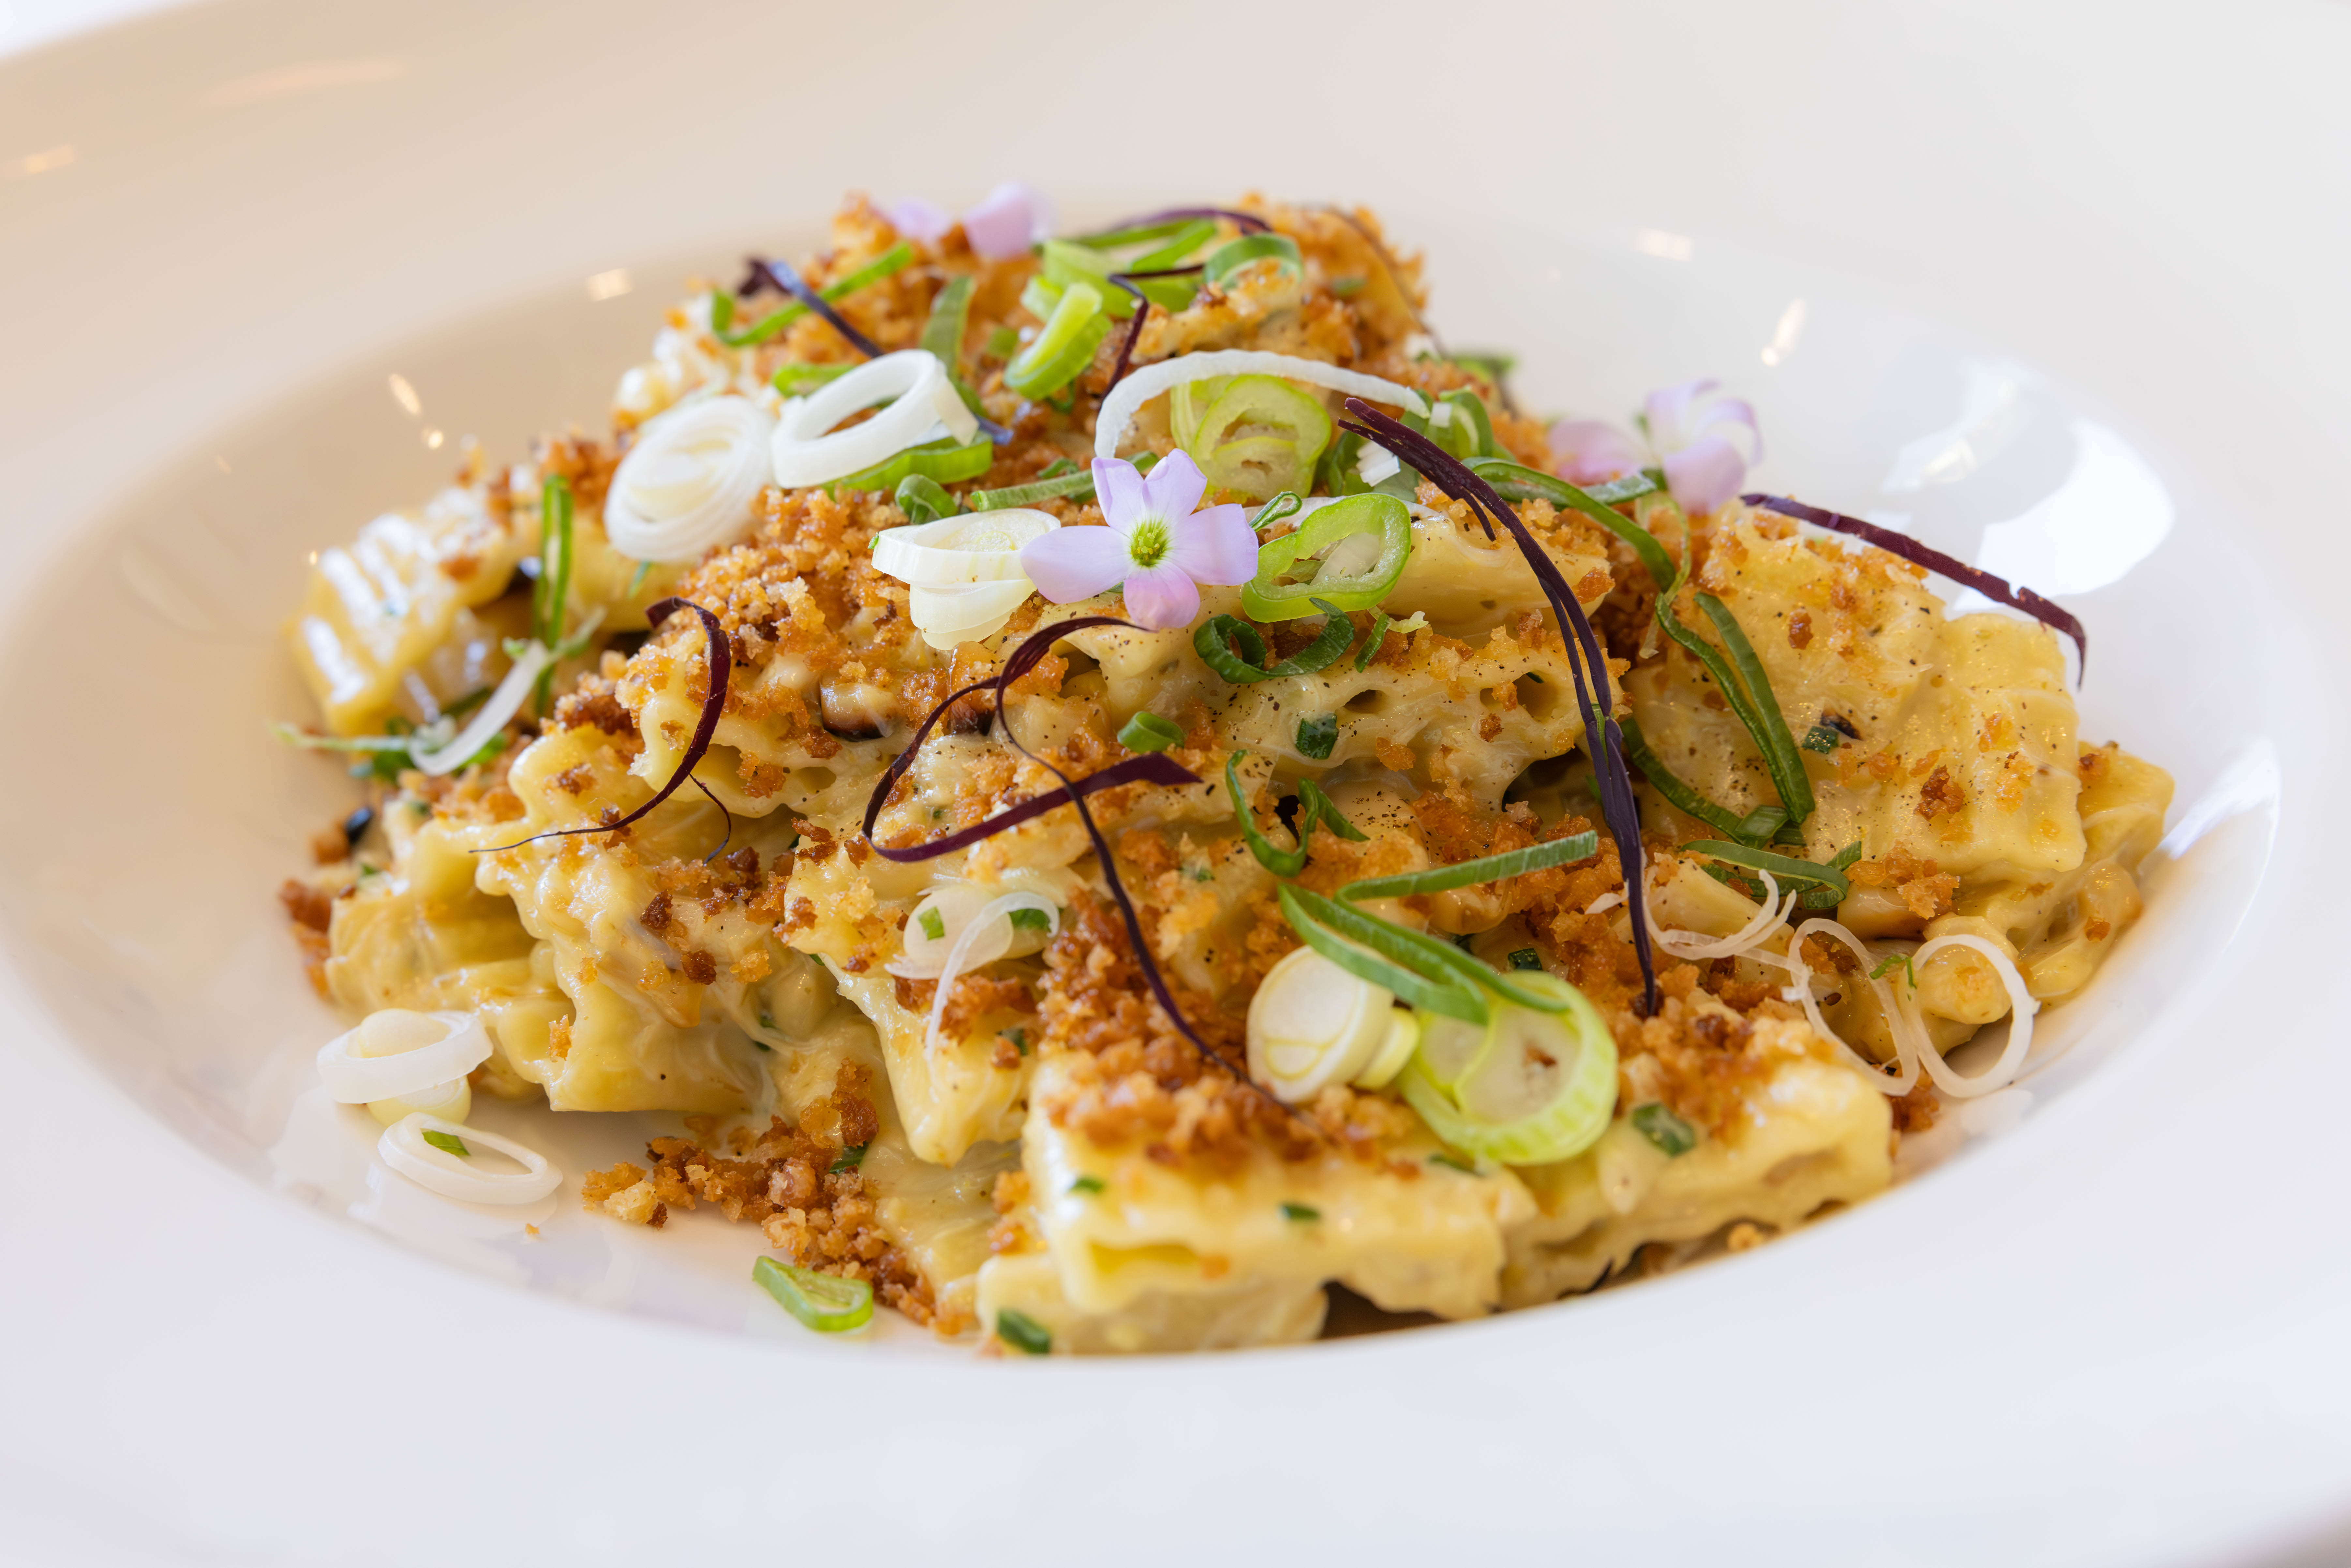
995,1307,1051,1355
1004,281,1110,400
1630,1102,1697,1157
1329,275,1367,298
830,435,993,496
1241,492,1412,621
1284,882,1569,1017
1507,948,1543,971
1798,841,1865,909
1227,752,1307,876
771,362,851,396
753,1257,874,1333
1296,712,1338,760
1007,906,1053,932
966,452,1153,511
623,559,654,601
1738,804,1792,844
894,474,958,525
1194,604,1354,684
1294,777,1366,841
1186,375,1333,500
1203,232,1303,290
918,908,946,940
1001,1026,1030,1055
1450,351,1517,387
713,242,913,348
1870,949,1918,987
1069,1175,1105,1195
420,1128,470,1157
530,475,575,717
1398,973,1618,1165
1801,723,1844,755
1118,711,1185,752
1464,456,1675,588
985,325,1020,360
1280,1201,1321,1222
1432,389,1496,460
1681,839,1854,902
1353,611,1391,671
1429,1151,1478,1175
1339,832,1600,901
919,274,973,371
828,1142,869,1172
1696,593,1815,824
1277,884,1489,1025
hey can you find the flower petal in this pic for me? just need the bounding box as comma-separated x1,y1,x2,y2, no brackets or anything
1118,564,1202,631
961,181,1053,261
1091,458,1149,535
885,198,952,246
1548,418,1648,485
1686,393,1763,465
1139,448,1208,524
1019,525,1132,604
1642,379,1719,453
1164,503,1259,586
1661,434,1747,516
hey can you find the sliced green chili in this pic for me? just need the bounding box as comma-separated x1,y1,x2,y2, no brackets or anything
1203,232,1302,290
753,1257,873,1333
1195,601,1355,684
1240,493,1413,622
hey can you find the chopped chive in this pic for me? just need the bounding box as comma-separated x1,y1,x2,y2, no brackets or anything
828,1142,869,1173
1870,950,1918,988
714,241,913,348
1189,866,1214,882
1069,1175,1105,1195
1001,1026,1030,1055
420,1128,470,1157
1507,948,1543,971
1295,711,1339,761
1682,839,1856,902
917,908,946,941
1429,1152,1478,1175
894,473,958,525
1280,1201,1321,1221
770,362,851,396
752,1256,874,1333
1630,1102,1697,1157
995,1307,1052,1355
1118,711,1185,752
1353,611,1391,671
966,451,1157,511
984,325,1020,360
1801,723,1845,755
1006,906,1053,932
1338,832,1599,901
1329,275,1367,297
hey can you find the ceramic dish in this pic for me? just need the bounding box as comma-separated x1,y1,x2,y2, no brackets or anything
1,2,2345,1562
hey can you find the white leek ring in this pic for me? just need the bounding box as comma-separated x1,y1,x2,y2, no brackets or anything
604,394,778,562
1246,945,1398,1103
318,1009,494,1103
908,579,1037,649
873,508,1060,587
379,1113,561,1205
771,350,977,489
1896,934,2039,1099
1094,350,1429,464
410,643,552,775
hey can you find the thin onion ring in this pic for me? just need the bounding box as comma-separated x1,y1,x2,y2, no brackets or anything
770,350,975,488
1094,350,1428,464
1895,934,2040,1099
603,394,778,562
410,644,551,776
920,892,1059,1054
379,1113,561,1206
1775,917,1921,1096
318,1010,494,1103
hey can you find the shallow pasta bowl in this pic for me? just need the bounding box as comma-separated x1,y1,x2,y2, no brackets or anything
0,1,2345,1563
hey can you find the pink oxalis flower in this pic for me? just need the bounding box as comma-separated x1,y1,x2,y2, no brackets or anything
1017,451,1257,631
1549,379,1763,515
885,182,1056,262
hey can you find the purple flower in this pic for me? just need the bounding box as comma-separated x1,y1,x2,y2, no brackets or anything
884,197,952,245
1018,452,1257,630
960,181,1056,261
1549,378,1763,515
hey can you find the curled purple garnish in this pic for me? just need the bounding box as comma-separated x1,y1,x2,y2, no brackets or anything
476,597,729,855
1102,265,1207,396
1340,401,1660,1013
754,256,883,361
1741,493,2087,674
862,617,1288,1113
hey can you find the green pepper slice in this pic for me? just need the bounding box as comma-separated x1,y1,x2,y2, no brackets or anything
1240,493,1412,622
1185,375,1334,500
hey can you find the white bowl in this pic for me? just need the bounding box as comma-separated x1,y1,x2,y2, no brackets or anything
1,2,2344,1563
